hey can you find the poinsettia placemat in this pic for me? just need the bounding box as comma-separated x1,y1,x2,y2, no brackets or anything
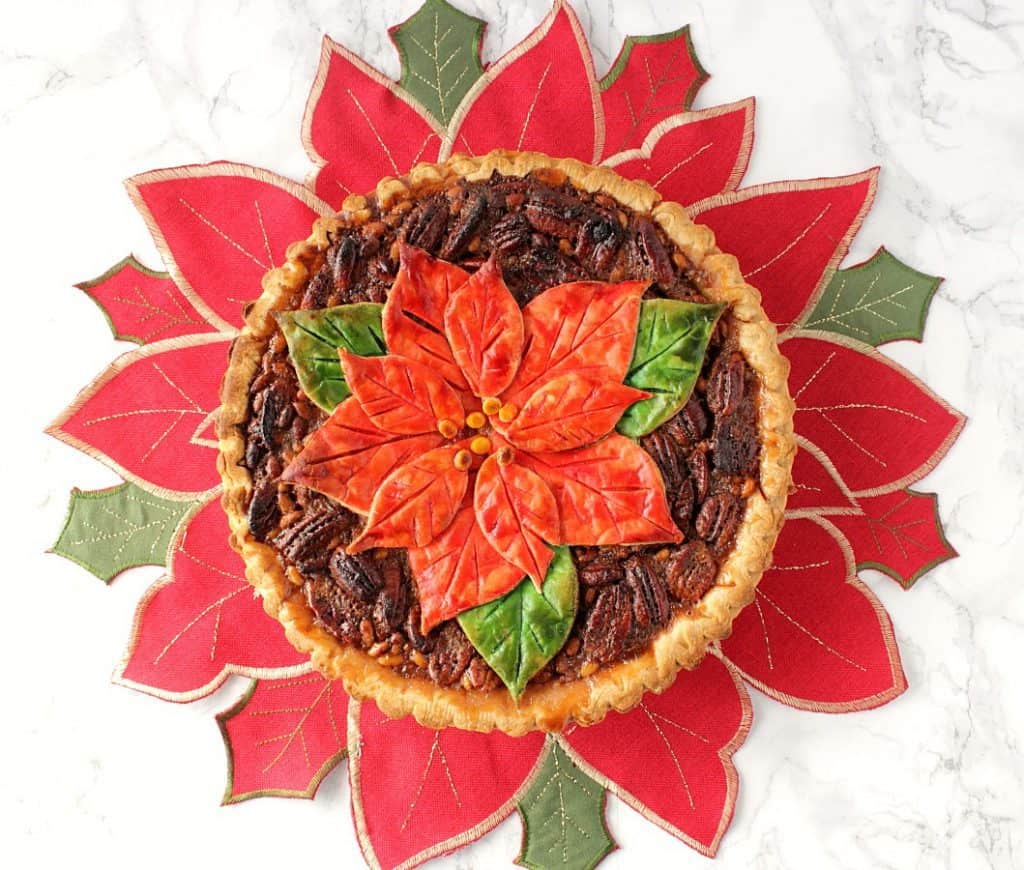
47,1,963,867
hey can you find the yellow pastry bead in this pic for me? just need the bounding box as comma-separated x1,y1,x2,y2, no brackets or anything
497,402,518,423
437,419,458,439
453,449,472,470
470,436,492,455
481,397,501,415
495,446,514,466
466,411,487,429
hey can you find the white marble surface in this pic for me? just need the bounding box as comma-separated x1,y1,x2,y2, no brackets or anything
4,1,1024,867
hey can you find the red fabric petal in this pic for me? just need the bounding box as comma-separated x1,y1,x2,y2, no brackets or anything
506,280,647,403
348,444,470,552
303,38,443,207
448,4,602,162
351,700,545,870
833,489,956,589
339,350,465,435
600,27,708,157
383,245,469,390
604,100,754,206
281,398,444,514
47,336,228,496
126,162,328,331
504,374,648,453
217,674,347,803
474,455,560,587
407,500,525,632
692,172,877,329
720,516,906,710
77,255,215,343
787,437,857,514
444,257,524,398
564,655,750,856
521,434,681,545
116,496,306,700
785,335,965,494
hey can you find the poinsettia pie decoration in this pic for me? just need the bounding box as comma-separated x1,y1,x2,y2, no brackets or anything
217,150,795,733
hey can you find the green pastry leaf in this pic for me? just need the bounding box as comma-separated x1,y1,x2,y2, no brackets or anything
458,547,577,698
50,483,196,583
390,0,485,125
276,303,386,413
517,740,614,870
802,246,942,346
616,299,724,438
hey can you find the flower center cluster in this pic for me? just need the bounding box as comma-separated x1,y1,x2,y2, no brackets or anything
439,398,520,469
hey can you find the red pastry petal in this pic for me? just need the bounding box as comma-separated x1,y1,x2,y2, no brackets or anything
504,374,648,453
126,162,329,331
448,3,602,163
348,444,470,552
281,398,444,514
720,516,907,711
784,334,965,494
474,455,560,587
76,255,215,343
833,489,957,589
47,336,228,496
604,99,754,206
691,171,878,330
600,26,709,157
444,257,524,398
505,279,647,403
115,496,307,700
521,434,681,545
787,436,858,515
564,655,750,856
350,700,545,870
302,37,444,207
217,674,348,803
382,245,470,391
407,500,525,632
339,350,465,435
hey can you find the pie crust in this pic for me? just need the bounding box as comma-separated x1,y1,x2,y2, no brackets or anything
218,149,795,735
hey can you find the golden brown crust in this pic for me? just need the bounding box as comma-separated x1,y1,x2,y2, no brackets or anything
218,149,795,735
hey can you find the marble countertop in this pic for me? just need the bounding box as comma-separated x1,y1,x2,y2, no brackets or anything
5,1,1023,867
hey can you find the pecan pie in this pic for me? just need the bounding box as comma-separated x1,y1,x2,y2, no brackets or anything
218,150,795,734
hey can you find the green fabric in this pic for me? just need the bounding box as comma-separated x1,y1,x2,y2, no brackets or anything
458,547,576,698
51,482,195,583
617,299,724,438
391,0,485,125
598,25,707,108
802,247,942,346
517,740,614,870
276,303,386,413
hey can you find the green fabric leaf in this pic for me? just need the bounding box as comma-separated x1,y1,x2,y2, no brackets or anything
802,247,942,345
458,547,577,698
517,740,614,870
616,299,724,438
50,483,196,583
276,304,386,413
390,0,485,125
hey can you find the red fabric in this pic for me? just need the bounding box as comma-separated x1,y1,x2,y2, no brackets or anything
50,2,966,865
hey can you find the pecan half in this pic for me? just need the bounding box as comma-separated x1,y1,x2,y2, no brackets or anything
634,217,675,286
402,198,449,253
427,623,474,686
582,585,634,664
328,550,378,603
695,492,743,553
624,556,672,631
575,546,630,587
713,404,760,476
440,192,486,259
688,447,711,502
330,233,360,293
707,351,746,416
665,541,718,605
575,215,623,273
488,212,531,253
247,479,280,541
523,188,589,240
277,510,353,571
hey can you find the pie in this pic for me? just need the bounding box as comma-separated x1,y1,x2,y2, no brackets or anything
217,150,795,735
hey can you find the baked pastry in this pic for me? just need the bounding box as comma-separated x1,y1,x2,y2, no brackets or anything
218,150,795,735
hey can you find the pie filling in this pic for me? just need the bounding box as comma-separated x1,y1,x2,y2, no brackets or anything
240,168,760,693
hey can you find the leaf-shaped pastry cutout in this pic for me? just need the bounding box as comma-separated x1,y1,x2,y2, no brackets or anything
521,435,681,546
276,303,386,413
616,299,724,438
383,245,470,389
407,501,525,633
339,350,465,435
506,280,647,403
458,547,577,697
505,374,648,453
282,398,444,514
348,444,469,552
474,455,560,586
444,257,524,397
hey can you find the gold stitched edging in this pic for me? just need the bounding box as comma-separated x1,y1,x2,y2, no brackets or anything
218,149,796,735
